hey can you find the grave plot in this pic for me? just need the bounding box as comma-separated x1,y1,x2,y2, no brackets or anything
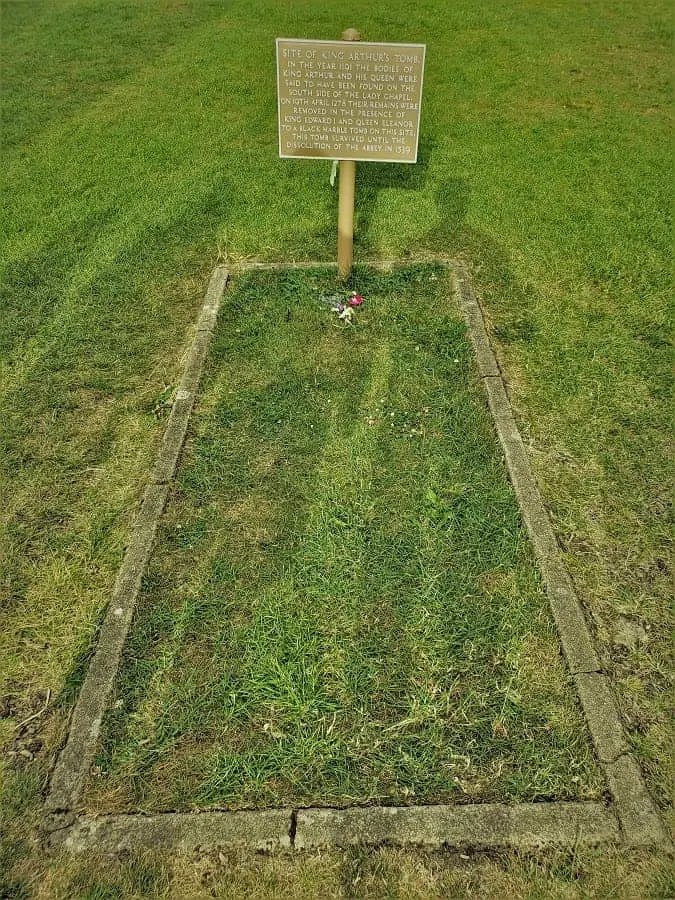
82,264,602,814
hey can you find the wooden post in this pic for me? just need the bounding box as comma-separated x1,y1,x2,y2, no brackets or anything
337,28,361,279
337,159,356,279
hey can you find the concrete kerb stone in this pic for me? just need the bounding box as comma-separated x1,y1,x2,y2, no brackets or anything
44,268,229,823
573,673,629,763
295,802,620,850
150,398,194,485
47,802,619,855
45,480,172,818
150,268,229,486
181,329,215,395
197,265,229,333
463,315,600,675
53,810,292,854
604,754,672,847
453,266,501,378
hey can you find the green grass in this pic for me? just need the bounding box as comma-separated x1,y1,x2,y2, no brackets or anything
86,265,601,811
0,0,671,894
42,845,675,900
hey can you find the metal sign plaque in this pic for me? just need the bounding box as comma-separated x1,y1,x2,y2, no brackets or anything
276,38,425,163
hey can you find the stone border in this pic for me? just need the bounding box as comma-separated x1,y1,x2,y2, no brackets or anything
294,801,619,851
44,266,229,830
44,259,669,853
54,809,293,854
52,802,617,855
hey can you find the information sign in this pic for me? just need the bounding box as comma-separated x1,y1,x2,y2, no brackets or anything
276,39,425,163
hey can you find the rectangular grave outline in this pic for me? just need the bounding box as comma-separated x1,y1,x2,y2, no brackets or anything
43,260,669,855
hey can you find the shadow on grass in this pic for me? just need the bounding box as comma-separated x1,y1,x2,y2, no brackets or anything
307,137,440,258
353,137,441,255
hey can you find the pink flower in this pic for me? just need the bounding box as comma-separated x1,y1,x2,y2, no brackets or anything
348,293,364,307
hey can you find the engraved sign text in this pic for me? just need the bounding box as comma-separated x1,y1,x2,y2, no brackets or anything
276,39,425,163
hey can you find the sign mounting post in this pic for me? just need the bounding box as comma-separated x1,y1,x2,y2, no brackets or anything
276,31,425,278
337,28,360,279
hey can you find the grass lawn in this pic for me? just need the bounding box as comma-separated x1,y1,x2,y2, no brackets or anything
86,265,601,812
1,0,671,897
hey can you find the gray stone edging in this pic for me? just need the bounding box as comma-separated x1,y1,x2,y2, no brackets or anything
53,809,292,854
49,802,619,854
294,801,620,850
44,266,229,821
43,258,670,854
